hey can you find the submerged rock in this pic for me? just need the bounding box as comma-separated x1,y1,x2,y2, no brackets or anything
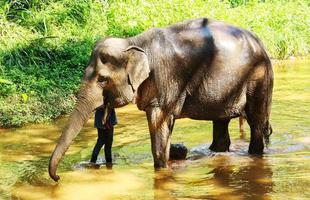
169,143,188,160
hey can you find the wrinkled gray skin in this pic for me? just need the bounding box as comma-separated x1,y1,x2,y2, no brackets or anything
49,18,273,181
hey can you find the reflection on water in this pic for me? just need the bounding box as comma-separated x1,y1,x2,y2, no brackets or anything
0,59,309,199
208,157,273,199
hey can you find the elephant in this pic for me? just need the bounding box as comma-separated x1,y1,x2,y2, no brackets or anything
49,18,273,181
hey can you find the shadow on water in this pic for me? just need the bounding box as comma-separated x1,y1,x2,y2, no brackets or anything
152,155,273,200
205,157,273,200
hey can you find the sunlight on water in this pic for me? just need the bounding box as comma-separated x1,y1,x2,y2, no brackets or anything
12,170,144,200
0,59,309,199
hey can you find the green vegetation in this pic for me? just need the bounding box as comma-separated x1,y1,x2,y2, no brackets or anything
0,0,309,127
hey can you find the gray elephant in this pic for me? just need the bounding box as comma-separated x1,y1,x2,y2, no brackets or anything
49,18,273,181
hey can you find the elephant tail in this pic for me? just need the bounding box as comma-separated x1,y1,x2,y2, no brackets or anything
263,121,272,146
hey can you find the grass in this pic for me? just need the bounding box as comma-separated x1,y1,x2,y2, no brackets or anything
0,0,309,127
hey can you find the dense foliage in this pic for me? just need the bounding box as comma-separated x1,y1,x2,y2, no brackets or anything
0,0,309,127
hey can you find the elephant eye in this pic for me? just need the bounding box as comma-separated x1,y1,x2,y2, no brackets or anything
101,57,108,64
98,75,108,83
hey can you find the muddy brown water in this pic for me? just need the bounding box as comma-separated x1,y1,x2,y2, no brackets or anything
0,60,309,199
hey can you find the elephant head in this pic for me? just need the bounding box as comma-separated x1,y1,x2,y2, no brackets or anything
49,38,150,181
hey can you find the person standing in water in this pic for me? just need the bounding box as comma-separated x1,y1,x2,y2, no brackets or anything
90,92,117,167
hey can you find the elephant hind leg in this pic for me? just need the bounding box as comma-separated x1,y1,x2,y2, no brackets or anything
246,77,272,154
209,119,231,152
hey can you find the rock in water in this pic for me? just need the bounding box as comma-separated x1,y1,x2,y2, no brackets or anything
169,143,188,160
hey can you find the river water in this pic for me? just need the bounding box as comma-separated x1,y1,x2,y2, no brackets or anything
0,60,309,200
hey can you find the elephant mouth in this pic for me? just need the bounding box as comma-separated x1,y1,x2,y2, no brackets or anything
113,86,136,107
114,97,131,107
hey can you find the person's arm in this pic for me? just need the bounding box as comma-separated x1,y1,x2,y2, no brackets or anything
102,102,111,125
102,92,114,129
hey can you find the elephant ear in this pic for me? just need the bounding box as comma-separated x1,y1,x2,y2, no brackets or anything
125,46,150,92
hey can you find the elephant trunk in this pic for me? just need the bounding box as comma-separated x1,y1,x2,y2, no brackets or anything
49,85,101,182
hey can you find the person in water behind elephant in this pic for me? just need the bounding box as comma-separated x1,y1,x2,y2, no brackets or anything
90,94,117,167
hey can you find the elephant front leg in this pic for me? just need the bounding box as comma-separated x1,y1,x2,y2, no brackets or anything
146,106,175,169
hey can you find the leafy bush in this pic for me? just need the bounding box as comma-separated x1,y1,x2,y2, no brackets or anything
0,92,76,127
0,0,309,127
106,0,309,58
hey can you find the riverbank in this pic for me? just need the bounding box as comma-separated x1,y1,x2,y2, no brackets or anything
0,0,309,127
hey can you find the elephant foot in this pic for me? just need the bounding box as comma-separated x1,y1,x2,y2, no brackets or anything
248,140,264,155
154,159,169,169
209,140,230,152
